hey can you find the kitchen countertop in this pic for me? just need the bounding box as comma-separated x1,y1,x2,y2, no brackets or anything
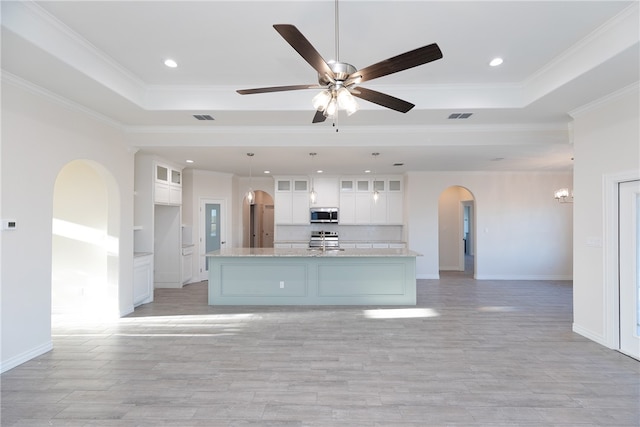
134,252,153,258
207,247,421,257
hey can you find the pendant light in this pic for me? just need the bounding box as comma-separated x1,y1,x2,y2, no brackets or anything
309,152,318,204
371,152,380,203
245,153,255,205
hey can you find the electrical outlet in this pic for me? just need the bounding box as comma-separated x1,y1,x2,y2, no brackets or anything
280,281,285,289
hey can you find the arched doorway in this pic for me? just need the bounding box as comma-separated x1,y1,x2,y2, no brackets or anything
243,190,275,248
438,186,476,276
52,160,120,320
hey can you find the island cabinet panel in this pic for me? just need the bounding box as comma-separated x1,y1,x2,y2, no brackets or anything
317,263,406,296
219,264,306,296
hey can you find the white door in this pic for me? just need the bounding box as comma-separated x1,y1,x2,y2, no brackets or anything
619,180,640,359
200,199,227,281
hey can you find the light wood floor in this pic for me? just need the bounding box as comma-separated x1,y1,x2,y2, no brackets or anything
2,272,639,426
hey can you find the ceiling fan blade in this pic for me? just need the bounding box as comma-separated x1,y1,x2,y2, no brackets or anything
237,84,322,95
354,43,443,83
351,87,415,113
312,110,327,123
273,24,335,79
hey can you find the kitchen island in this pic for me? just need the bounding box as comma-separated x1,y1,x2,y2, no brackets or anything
206,247,421,306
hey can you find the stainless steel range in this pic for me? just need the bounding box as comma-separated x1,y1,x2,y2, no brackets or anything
309,231,339,249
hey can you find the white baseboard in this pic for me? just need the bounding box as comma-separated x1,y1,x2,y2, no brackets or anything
417,273,440,279
120,304,135,317
0,341,53,374
474,274,573,280
572,323,611,348
154,282,183,288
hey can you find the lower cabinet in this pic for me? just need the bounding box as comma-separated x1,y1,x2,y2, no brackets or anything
133,253,154,306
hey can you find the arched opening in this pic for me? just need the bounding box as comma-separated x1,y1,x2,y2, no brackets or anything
52,160,120,320
438,186,476,277
243,190,275,248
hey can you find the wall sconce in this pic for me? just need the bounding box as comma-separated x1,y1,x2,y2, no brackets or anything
554,188,573,203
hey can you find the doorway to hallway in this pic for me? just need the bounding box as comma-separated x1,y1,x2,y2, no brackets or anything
243,190,274,248
51,160,120,320
438,186,476,277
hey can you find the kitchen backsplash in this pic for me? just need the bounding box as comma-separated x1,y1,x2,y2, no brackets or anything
276,224,403,243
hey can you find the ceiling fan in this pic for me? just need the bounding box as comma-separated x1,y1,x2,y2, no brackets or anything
236,2,443,124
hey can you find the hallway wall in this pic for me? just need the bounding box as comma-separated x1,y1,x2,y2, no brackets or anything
1,79,135,372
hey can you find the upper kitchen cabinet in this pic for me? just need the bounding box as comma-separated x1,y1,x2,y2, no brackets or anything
339,176,403,225
386,178,404,224
309,176,339,207
274,177,309,224
155,163,182,205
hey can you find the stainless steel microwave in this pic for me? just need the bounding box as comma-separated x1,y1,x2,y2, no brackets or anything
310,207,339,223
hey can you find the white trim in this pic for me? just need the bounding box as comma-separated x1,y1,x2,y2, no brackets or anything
570,82,640,119
603,170,640,350
572,323,609,348
417,274,440,280
0,341,53,374
120,305,135,317
1,71,123,129
199,198,229,281
475,275,573,281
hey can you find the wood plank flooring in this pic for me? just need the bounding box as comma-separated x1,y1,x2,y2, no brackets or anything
2,274,639,426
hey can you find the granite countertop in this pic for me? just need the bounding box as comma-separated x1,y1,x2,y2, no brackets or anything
207,247,421,257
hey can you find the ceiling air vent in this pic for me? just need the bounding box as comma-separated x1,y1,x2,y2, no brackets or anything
193,114,215,121
448,113,473,119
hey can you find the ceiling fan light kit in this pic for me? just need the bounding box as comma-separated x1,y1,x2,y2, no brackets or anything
236,1,442,123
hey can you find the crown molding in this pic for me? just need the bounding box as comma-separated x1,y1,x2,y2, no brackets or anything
1,71,124,130
569,81,639,118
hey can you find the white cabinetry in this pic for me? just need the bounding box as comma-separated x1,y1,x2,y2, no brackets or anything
133,254,153,306
155,163,182,205
274,177,309,224
339,176,403,225
338,179,356,224
386,178,404,224
310,176,339,207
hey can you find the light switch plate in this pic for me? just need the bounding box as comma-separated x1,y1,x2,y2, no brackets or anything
2,219,17,230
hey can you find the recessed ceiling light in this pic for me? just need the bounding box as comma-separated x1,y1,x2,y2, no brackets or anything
316,169,324,174
364,169,371,174
186,159,194,164
263,170,271,174
489,57,503,67
164,58,178,68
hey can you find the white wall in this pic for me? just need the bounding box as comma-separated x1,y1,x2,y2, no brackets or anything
1,80,134,372
571,84,640,346
406,171,573,280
